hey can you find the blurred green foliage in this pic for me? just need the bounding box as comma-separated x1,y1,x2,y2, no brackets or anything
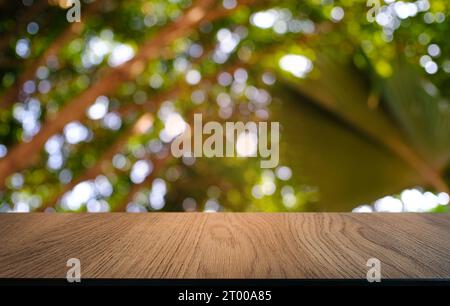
0,0,449,212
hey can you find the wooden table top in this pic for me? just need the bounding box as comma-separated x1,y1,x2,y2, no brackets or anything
0,213,449,279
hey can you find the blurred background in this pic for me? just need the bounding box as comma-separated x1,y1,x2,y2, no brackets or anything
0,0,449,213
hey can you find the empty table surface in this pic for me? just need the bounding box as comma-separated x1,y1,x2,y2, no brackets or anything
0,213,449,279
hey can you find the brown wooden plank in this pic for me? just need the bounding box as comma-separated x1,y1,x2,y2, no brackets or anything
0,213,449,279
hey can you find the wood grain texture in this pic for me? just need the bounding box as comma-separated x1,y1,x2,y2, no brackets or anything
0,213,449,279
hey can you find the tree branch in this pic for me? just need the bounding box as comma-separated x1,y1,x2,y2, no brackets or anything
0,1,103,109
0,0,252,188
